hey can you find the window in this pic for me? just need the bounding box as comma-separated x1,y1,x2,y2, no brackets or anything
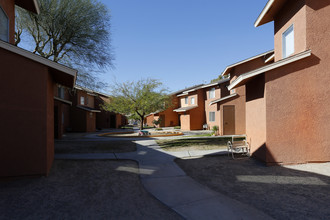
184,97,188,104
58,87,65,99
80,96,85,105
0,6,9,42
209,112,215,122
209,88,215,99
282,25,294,58
191,97,195,105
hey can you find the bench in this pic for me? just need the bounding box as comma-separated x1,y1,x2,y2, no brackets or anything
227,135,250,159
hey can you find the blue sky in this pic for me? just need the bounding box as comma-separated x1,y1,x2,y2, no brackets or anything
100,0,274,93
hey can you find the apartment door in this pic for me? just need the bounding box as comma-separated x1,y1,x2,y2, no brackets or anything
160,114,165,127
223,105,235,135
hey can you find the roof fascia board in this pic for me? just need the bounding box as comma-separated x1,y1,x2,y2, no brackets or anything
0,41,77,78
54,97,72,106
221,50,274,76
254,0,275,27
77,105,101,113
173,105,198,112
265,54,275,63
209,93,238,106
228,50,312,90
201,78,230,89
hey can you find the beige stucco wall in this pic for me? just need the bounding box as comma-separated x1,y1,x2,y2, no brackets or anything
274,0,307,61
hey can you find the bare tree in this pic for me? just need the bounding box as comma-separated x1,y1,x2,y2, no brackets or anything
15,0,113,89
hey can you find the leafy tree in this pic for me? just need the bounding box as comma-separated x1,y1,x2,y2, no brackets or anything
15,0,113,90
104,78,171,130
210,74,230,83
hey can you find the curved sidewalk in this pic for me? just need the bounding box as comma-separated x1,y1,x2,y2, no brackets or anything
55,139,273,220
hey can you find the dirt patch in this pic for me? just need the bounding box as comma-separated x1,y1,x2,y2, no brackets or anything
156,137,229,151
176,155,330,220
0,160,182,219
55,140,136,153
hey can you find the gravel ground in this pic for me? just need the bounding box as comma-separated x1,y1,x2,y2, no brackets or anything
176,155,330,220
0,160,183,220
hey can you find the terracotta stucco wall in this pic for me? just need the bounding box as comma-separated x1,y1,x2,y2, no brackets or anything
262,1,330,164
0,48,52,177
145,114,155,126
204,86,221,130
46,72,54,173
189,89,205,130
245,74,267,160
274,0,307,62
76,90,94,108
0,0,15,44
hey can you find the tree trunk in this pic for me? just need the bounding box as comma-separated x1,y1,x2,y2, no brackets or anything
140,115,144,130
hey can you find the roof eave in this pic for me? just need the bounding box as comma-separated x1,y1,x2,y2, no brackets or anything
221,50,274,76
254,0,288,27
228,50,312,90
15,0,40,14
0,40,77,88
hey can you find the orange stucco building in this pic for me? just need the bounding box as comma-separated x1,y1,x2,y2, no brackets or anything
0,0,77,177
174,85,205,130
203,79,230,131
229,0,330,165
209,51,274,135
144,94,180,128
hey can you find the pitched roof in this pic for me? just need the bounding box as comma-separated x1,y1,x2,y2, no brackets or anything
15,0,40,14
221,50,274,76
254,0,288,27
201,78,230,89
173,105,198,112
209,93,238,106
77,105,101,113
0,40,77,88
228,50,312,90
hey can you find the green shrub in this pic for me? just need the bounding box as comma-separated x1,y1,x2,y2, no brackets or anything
174,126,181,129
211,125,219,135
155,128,163,131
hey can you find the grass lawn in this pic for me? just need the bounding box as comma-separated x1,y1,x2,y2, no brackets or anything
55,140,136,154
156,137,230,151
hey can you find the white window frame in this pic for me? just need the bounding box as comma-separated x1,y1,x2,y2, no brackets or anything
209,88,215,99
191,97,195,105
0,6,9,42
209,112,215,122
282,24,294,58
80,96,85,105
184,97,188,104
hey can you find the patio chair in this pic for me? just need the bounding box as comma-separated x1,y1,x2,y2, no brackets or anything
138,130,150,136
227,135,250,159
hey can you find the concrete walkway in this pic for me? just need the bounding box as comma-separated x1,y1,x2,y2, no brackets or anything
56,139,274,220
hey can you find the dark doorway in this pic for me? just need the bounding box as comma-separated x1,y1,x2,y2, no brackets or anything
110,114,116,128
54,106,59,139
223,105,235,135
